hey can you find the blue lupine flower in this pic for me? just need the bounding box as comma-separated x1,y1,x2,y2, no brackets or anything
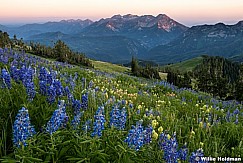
47,84,56,104
46,100,69,134
233,108,239,115
53,79,63,97
81,94,88,110
72,99,81,115
109,106,127,130
143,125,153,144
159,132,179,163
95,86,99,92
71,111,84,129
91,106,106,138
0,55,8,64
225,110,231,122
69,76,76,91
120,107,127,130
88,80,93,88
64,86,70,96
121,100,126,105
19,65,27,82
47,73,53,85
82,119,92,133
39,67,47,81
13,107,36,147
39,80,48,95
26,81,36,101
22,67,34,87
189,148,208,163
129,103,133,108
124,120,144,151
178,144,188,161
74,72,78,80
109,106,121,129
10,65,20,83
235,114,239,125
68,93,74,104
1,68,11,89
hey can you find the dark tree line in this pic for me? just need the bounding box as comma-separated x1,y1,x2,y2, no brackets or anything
131,57,161,79
0,31,11,48
193,55,240,99
28,40,93,67
167,70,192,89
166,55,243,102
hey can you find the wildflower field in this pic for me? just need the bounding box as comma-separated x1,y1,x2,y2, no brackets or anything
0,48,243,162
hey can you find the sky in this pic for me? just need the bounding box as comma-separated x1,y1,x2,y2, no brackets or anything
1,0,243,26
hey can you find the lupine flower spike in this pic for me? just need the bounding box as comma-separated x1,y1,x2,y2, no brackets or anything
46,100,69,134
13,107,36,147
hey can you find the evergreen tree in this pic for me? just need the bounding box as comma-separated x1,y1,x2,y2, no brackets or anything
0,31,11,48
53,40,71,62
131,56,139,75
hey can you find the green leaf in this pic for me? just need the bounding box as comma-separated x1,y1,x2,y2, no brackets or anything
61,140,71,146
24,157,43,162
117,144,126,152
80,139,92,144
76,158,89,163
34,147,46,154
58,146,71,158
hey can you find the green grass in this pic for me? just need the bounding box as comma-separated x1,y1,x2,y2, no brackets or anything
92,60,131,73
163,57,203,72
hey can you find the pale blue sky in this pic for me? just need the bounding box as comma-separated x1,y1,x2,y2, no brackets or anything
1,0,243,26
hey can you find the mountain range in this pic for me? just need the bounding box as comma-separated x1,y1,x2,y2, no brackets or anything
147,21,243,64
1,14,243,65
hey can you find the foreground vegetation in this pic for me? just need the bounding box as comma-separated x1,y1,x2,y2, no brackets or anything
1,48,243,162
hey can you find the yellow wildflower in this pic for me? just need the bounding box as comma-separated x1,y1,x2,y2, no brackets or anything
200,142,204,147
191,130,195,136
158,126,163,133
167,134,171,139
152,130,158,140
152,120,158,128
199,122,203,128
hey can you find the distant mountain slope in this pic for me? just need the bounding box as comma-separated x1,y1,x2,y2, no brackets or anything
0,19,93,38
0,25,7,32
26,32,147,63
148,21,243,65
82,14,188,48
